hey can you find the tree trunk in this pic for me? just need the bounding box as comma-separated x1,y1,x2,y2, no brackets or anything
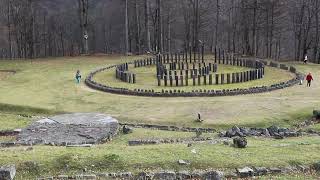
125,0,129,54
144,0,151,52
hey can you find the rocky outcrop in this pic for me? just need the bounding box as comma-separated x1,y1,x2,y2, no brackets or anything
17,113,119,146
0,165,16,180
233,137,247,148
220,125,302,139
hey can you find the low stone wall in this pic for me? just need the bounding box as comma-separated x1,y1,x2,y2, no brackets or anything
37,163,320,180
119,123,216,133
220,125,303,139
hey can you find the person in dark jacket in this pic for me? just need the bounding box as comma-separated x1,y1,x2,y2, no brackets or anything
306,72,313,87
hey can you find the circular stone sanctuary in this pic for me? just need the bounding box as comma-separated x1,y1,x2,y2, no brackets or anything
86,49,302,97
17,113,119,146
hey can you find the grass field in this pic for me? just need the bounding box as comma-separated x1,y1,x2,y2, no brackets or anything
0,55,319,129
94,64,295,91
0,128,319,179
0,55,320,179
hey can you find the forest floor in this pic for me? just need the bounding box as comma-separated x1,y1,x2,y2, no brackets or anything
0,55,319,179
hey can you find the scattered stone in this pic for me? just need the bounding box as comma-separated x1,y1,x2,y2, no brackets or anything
195,130,202,138
233,137,247,148
202,171,223,180
187,143,192,147
262,129,270,137
153,171,176,180
312,161,320,172
236,167,254,178
253,167,268,176
267,125,279,136
0,165,16,180
75,174,96,179
191,149,197,154
178,160,190,165
269,167,282,174
122,125,133,134
66,144,93,148
135,172,152,180
176,171,191,180
313,110,320,119
57,175,68,180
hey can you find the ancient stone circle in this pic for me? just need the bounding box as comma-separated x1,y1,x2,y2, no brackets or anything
86,49,302,97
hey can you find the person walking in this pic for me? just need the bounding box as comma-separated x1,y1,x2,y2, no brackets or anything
75,70,82,84
304,55,308,64
306,72,313,87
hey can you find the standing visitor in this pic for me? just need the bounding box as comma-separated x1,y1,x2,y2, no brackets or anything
306,73,313,87
75,70,82,84
304,55,308,64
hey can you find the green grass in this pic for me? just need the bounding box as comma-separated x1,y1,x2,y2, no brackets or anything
94,64,294,92
306,123,320,132
0,113,32,131
0,56,319,129
259,174,319,180
0,128,319,179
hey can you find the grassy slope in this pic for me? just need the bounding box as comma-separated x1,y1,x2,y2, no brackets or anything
0,56,320,179
0,129,318,179
0,56,319,130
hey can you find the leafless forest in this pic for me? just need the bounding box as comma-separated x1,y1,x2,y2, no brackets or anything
0,0,319,63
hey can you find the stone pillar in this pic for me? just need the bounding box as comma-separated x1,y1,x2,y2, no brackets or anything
170,76,173,86
243,72,247,82
185,76,189,86
175,76,179,86
129,74,132,83
214,47,217,63
227,73,230,84
237,73,240,83
232,73,235,83
221,74,225,84
164,76,168,86
215,74,219,84
157,76,161,86
218,48,221,64
193,75,196,86
222,50,225,64
180,76,184,86
198,75,201,85
132,74,136,84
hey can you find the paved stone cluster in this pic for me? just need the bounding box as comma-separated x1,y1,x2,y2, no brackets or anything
17,113,119,146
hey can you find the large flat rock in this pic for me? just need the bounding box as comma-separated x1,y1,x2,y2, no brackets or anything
17,113,119,146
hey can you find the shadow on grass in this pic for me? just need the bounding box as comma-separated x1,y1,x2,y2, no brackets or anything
0,103,63,116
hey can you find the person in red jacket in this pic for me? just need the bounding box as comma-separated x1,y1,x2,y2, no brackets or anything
306,73,313,87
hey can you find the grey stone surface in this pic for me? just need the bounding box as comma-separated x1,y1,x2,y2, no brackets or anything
17,113,119,146
0,165,16,180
